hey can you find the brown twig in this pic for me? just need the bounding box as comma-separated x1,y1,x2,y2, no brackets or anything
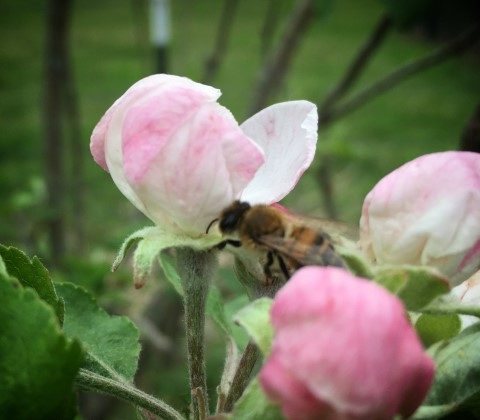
202,0,239,84
460,102,480,153
319,13,393,113
322,25,480,127
260,0,283,60
248,0,315,116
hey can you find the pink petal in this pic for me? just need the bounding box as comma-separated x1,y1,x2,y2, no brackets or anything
240,101,318,204
91,74,223,226
260,351,332,420
90,74,218,171
129,102,264,233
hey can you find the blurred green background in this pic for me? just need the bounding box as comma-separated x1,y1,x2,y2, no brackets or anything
1,0,479,418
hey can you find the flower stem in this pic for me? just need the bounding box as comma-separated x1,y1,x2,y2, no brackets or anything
76,369,185,420
222,341,260,412
176,248,216,420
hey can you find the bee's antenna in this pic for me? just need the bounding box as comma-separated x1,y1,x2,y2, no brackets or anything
206,218,219,234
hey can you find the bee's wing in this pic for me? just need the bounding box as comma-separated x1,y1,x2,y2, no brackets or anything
255,233,346,269
280,211,357,241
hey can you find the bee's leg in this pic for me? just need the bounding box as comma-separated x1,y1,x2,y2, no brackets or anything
276,255,291,279
263,251,274,282
216,240,242,250
226,240,241,248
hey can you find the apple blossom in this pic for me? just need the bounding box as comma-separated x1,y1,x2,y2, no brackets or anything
91,74,317,237
260,267,435,420
360,151,480,286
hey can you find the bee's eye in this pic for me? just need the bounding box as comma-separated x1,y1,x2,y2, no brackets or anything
219,213,239,232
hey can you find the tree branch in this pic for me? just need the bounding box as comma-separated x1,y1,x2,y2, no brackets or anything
76,369,185,420
460,102,480,153
260,0,283,60
202,0,239,84
248,0,315,116
319,13,392,113
322,25,480,127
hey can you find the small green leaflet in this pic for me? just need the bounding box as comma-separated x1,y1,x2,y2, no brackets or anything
0,244,65,324
234,298,274,356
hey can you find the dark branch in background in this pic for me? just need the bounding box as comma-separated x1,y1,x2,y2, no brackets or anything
260,0,283,60
315,24,480,219
460,102,480,153
202,0,239,84
44,0,72,264
63,57,85,254
316,156,337,219
247,0,315,116
319,14,393,113
322,25,480,127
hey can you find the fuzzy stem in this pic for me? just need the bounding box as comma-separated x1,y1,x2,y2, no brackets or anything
176,248,216,420
76,369,185,420
222,341,260,412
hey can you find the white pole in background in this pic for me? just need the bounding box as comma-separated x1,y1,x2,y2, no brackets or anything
150,0,171,73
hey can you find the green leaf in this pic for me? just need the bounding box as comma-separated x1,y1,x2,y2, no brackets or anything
374,265,449,311
424,323,480,413
0,244,64,324
56,282,140,382
231,378,282,420
234,298,274,355
415,314,461,348
412,403,458,419
0,275,82,419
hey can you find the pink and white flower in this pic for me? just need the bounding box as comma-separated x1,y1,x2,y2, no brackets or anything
360,152,480,286
260,267,435,420
91,74,317,236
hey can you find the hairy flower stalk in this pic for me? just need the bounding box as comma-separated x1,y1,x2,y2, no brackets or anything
176,248,216,420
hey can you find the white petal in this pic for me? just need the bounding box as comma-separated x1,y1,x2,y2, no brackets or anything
240,101,318,204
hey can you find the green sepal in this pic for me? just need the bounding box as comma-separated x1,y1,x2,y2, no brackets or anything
415,313,461,348
374,265,449,311
113,226,223,288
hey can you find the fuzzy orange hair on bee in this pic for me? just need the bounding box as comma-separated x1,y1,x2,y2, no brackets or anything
207,201,346,279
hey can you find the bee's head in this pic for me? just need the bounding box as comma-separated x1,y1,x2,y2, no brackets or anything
216,201,251,234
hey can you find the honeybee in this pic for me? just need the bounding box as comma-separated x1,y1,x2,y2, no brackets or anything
207,201,346,280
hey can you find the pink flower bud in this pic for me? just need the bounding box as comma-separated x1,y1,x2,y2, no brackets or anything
360,152,480,285
91,74,317,235
260,267,435,420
